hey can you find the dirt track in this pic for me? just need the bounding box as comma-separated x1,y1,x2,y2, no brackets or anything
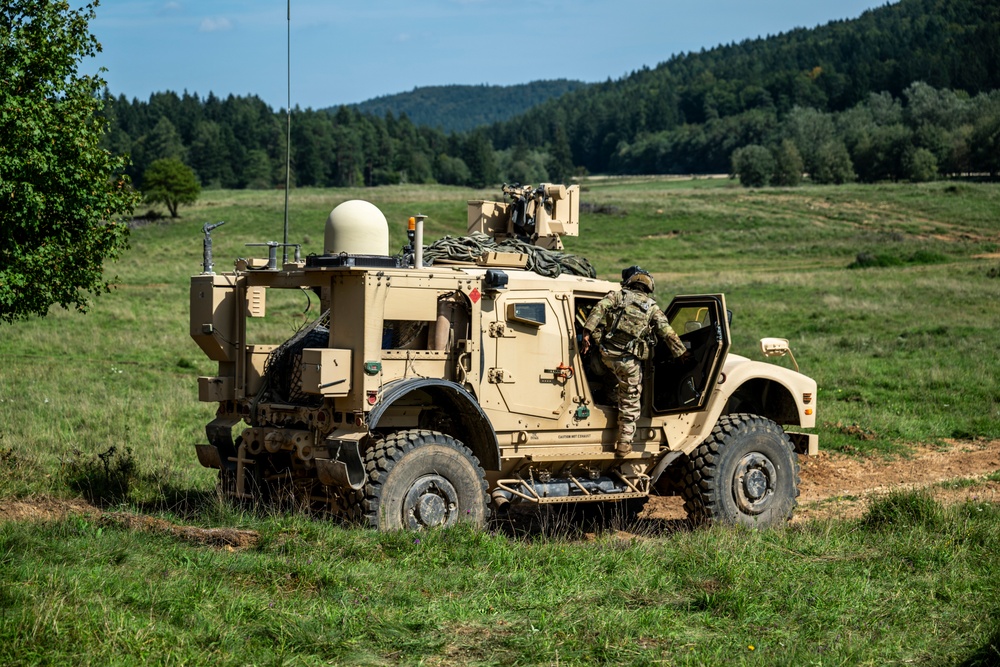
3,440,999,531
645,438,1000,523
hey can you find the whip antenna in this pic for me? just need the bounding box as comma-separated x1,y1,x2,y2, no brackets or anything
282,0,291,264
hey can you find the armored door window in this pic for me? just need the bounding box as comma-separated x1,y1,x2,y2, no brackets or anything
651,295,730,414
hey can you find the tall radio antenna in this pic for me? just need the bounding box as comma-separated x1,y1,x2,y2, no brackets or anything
282,0,291,264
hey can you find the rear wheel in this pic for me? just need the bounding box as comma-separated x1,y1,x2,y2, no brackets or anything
357,429,489,531
679,414,799,528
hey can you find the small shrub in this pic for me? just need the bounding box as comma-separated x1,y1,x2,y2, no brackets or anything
907,249,948,265
861,489,945,531
849,250,948,269
849,252,903,268
63,446,139,506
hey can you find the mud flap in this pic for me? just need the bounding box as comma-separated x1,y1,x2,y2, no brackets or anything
195,444,222,469
316,432,367,491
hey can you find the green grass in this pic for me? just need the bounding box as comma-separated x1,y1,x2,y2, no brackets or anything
1,179,998,485
1,494,998,665
2,178,1000,664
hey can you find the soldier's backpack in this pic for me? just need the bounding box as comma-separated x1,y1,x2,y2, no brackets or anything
605,289,656,359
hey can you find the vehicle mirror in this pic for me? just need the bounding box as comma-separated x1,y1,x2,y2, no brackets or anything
760,337,799,372
760,337,790,357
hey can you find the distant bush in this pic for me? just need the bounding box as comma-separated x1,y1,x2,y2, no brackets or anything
907,249,948,264
849,249,949,268
812,141,856,184
771,139,804,186
904,147,938,182
731,144,774,188
849,252,903,268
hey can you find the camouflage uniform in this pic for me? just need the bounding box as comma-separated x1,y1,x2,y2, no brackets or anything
583,287,687,450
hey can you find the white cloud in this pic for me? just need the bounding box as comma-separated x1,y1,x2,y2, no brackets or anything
200,17,233,32
162,2,182,11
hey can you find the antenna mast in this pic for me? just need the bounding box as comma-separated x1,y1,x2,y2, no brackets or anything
282,0,291,264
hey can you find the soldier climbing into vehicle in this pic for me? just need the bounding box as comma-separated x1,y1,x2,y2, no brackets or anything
581,266,690,456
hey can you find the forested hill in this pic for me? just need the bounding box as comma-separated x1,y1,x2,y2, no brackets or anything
489,0,1000,173
102,0,1000,192
343,80,589,133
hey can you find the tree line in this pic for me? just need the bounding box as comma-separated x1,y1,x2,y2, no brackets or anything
101,80,1000,195
99,0,1000,191
100,91,565,192
487,0,1000,175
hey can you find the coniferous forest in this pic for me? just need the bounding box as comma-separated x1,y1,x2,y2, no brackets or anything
101,0,1000,191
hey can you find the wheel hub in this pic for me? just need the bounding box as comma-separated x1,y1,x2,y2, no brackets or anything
404,475,459,529
733,453,777,514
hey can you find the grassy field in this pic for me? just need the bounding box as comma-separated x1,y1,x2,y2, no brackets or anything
1,178,999,664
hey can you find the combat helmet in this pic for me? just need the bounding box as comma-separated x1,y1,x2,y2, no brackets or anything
624,269,654,293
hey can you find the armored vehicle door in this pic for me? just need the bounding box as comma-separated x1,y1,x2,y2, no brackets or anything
486,292,571,420
651,294,730,414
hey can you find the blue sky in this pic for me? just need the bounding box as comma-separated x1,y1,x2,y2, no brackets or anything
88,0,892,110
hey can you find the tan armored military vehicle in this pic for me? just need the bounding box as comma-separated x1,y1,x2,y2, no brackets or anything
190,184,817,530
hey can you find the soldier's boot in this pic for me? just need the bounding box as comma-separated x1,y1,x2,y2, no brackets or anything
615,425,634,457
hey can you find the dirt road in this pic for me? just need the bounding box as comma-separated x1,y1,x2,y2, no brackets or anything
646,438,1000,522
3,440,998,529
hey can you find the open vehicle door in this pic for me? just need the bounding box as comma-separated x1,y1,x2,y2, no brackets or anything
651,294,731,414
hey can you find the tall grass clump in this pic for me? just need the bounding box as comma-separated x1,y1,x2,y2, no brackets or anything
860,488,947,531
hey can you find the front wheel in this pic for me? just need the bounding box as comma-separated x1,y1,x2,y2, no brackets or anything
357,429,489,531
679,414,800,528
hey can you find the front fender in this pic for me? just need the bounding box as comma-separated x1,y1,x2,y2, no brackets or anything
712,354,817,428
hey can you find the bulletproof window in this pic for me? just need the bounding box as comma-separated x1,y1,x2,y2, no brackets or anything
506,302,546,326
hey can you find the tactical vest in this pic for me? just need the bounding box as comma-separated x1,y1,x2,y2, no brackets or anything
605,289,655,359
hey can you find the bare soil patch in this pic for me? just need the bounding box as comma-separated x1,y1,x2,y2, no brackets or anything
0,497,100,523
646,438,1000,523
0,497,259,549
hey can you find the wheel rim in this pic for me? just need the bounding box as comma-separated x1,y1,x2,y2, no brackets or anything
733,452,778,514
403,474,459,529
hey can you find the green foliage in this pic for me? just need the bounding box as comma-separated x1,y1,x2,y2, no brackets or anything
861,489,946,530
348,79,589,133
771,139,804,186
493,0,1000,175
62,446,139,506
731,144,775,187
0,180,999,664
813,141,856,184
1,499,999,664
142,158,201,217
849,249,948,269
0,0,139,324
904,146,939,182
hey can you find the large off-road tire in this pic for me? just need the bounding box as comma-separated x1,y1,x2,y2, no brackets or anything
679,414,800,528
356,429,489,531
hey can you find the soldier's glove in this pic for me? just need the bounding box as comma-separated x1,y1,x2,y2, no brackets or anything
581,333,592,356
